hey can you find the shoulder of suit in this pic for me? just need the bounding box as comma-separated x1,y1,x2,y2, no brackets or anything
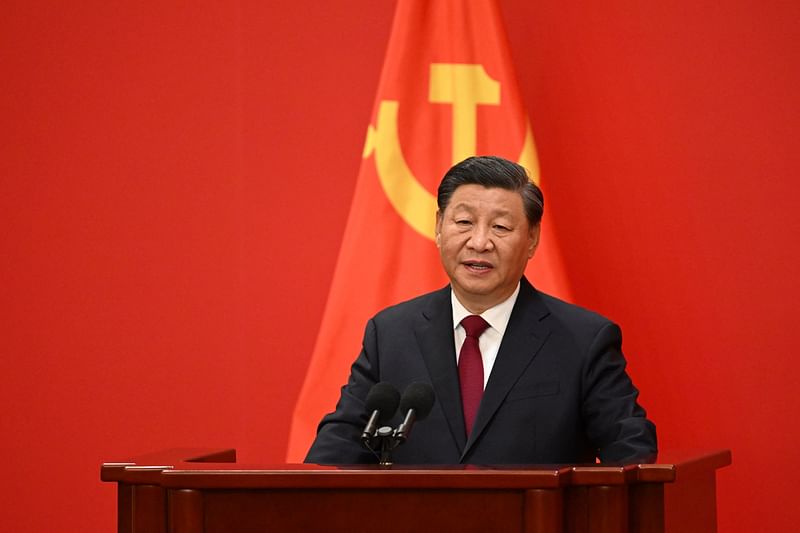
371,285,449,322
532,287,616,331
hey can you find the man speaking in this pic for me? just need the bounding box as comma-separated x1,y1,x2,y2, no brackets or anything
306,155,656,465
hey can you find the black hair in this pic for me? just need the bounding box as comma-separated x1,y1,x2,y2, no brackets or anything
437,155,544,226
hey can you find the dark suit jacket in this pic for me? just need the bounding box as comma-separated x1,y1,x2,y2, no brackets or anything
305,278,656,465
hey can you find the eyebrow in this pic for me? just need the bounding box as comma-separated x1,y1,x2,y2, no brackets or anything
450,203,513,217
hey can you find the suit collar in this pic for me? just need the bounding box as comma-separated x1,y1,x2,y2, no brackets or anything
414,285,468,452
462,277,553,459
412,279,554,460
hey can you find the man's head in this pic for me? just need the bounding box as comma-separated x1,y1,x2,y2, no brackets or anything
435,156,544,314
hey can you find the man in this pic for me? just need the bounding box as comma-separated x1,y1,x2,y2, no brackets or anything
306,156,656,465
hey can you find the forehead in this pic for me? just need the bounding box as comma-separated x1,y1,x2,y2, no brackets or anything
445,184,525,216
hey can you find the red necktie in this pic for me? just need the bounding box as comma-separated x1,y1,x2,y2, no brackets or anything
458,315,490,437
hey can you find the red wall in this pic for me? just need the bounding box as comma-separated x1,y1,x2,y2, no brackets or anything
2,1,797,531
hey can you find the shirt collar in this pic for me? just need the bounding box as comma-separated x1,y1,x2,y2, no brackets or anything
451,282,521,335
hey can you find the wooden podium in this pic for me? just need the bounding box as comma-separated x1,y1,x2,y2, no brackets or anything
101,449,730,533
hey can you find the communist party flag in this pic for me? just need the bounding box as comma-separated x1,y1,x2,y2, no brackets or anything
286,0,570,461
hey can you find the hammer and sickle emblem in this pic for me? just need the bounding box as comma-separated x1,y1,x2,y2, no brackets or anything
363,63,540,240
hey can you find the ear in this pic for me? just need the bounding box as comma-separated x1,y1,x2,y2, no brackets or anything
435,210,442,248
527,224,541,258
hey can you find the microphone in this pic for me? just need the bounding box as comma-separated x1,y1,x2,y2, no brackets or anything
360,382,401,444
394,382,435,442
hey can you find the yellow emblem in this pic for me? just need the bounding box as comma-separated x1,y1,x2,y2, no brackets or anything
363,63,540,240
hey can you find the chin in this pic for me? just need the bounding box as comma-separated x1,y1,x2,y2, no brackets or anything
457,281,496,297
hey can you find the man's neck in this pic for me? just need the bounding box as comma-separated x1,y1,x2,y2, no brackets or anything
452,284,521,315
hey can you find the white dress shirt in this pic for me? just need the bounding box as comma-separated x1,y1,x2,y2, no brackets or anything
451,282,521,388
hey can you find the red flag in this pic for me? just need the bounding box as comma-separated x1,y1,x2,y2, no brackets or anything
286,0,570,461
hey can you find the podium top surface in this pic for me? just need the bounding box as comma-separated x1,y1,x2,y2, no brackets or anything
101,448,731,490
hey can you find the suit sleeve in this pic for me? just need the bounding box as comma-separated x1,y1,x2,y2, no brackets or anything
304,318,380,465
581,322,658,463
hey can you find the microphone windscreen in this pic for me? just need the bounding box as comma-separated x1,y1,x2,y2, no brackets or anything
365,382,401,423
399,382,435,420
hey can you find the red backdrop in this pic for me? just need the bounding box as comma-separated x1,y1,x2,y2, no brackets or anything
1,1,798,531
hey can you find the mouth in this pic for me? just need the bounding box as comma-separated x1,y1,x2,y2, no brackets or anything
462,260,494,273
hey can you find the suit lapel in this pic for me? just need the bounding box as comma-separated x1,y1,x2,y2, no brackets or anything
462,279,553,458
414,287,468,453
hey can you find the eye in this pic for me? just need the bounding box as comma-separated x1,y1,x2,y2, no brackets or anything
455,219,472,226
493,224,511,232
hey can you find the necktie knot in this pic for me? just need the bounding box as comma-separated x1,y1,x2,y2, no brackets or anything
461,315,489,339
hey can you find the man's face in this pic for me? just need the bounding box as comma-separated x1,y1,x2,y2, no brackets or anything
436,184,539,314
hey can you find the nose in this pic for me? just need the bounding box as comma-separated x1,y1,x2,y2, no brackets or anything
467,225,493,252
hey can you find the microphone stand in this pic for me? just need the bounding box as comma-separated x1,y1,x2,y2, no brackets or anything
376,426,395,467
365,412,419,467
